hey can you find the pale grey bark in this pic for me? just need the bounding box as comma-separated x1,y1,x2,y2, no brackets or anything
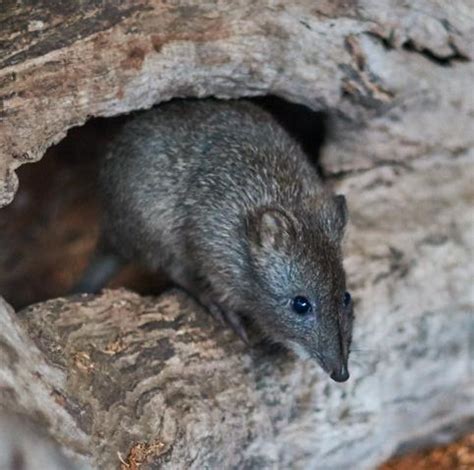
0,0,473,468
0,297,91,469
1,0,473,203
1,146,472,467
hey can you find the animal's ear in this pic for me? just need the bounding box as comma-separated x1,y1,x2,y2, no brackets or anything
321,194,348,243
248,208,296,251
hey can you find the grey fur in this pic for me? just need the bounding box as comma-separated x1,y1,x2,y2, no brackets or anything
84,99,353,382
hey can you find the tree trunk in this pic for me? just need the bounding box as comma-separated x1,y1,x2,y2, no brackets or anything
0,1,472,469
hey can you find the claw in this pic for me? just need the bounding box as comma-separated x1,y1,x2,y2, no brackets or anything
207,304,226,325
224,309,249,345
208,304,249,344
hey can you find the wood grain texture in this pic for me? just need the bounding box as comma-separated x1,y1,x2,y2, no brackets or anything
0,297,90,469
1,0,473,204
0,1,473,468
1,148,472,469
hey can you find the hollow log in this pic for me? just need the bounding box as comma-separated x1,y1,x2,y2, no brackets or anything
1,146,473,468
0,1,473,469
1,0,473,204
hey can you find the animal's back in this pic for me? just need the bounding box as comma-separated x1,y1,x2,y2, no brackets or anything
99,99,321,271
74,99,354,382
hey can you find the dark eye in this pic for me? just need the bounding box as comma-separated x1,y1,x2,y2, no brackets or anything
343,291,352,307
292,296,312,315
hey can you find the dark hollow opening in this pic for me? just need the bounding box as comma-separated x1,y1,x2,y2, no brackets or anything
0,96,328,310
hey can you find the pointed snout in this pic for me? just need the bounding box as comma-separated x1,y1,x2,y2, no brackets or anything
312,350,350,382
329,363,350,382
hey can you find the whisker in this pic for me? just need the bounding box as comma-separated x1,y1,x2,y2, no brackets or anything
350,348,378,352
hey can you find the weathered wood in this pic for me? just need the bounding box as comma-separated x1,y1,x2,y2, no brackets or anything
0,1,473,468
0,297,91,469
0,412,86,470
1,147,473,469
0,0,473,204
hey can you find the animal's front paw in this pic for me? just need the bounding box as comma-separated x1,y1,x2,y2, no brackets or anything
207,304,249,345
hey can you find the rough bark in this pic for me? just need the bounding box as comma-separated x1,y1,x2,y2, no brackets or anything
0,298,90,469
0,0,473,204
1,147,473,468
0,1,473,469
0,411,85,470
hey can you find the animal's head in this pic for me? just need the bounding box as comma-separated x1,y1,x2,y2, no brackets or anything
246,194,353,382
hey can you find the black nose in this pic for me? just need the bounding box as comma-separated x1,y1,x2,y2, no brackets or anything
330,364,350,383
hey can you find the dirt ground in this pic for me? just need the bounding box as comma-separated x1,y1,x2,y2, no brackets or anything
379,434,474,470
0,120,471,469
